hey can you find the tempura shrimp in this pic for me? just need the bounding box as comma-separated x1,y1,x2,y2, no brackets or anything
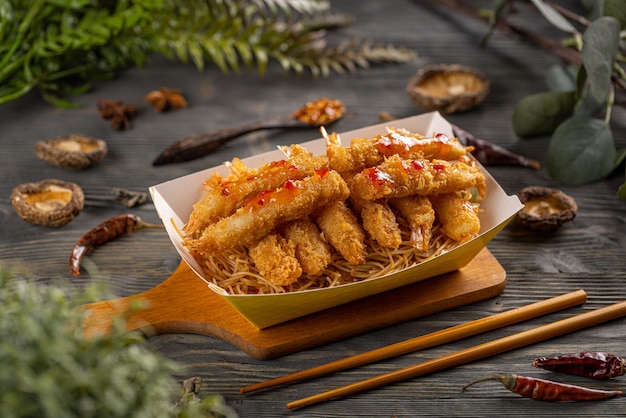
183,145,327,238
311,200,367,265
389,195,435,251
430,193,481,243
184,169,349,255
280,217,332,276
351,195,402,249
248,233,302,286
324,126,471,174
349,155,486,201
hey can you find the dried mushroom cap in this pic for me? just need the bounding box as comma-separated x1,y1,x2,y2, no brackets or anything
406,64,490,114
35,135,107,170
11,179,84,227
517,186,577,232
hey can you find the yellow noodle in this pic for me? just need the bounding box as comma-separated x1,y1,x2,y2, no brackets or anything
198,219,470,295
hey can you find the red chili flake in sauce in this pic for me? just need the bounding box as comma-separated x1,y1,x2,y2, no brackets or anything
364,167,394,188
315,168,329,178
220,160,297,197
249,189,275,209
409,160,424,171
434,133,451,143
244,179,303,211
376,132,423,157
433,163,446,171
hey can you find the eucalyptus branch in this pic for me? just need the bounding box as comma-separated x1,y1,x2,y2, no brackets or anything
544,1,590,27
426,0,625,100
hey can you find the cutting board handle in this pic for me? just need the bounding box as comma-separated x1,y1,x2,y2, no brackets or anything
80,261,237,338
79,248,507,360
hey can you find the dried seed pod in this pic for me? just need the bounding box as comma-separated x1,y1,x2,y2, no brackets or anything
35,135,107,170
517,186,577,232
406,64,490,114
11,179,84,227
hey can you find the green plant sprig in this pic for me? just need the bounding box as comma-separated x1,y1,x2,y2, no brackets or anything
484,0,626,199
0,265,237,417
0,0,416,107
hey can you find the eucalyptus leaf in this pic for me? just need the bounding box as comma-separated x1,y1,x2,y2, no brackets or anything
512,90,576,138
581,16,620,103
529,0,577,33
546,64,577,92
602,0,626,29
546,116,617,184
618,182,626,200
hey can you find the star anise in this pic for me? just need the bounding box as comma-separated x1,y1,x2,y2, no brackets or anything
97,99,139,130
144,87,188,112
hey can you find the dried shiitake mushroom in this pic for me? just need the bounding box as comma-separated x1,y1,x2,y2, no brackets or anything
406,64,490,114
35,135,107,170
517,186,577,232
11,179,84,227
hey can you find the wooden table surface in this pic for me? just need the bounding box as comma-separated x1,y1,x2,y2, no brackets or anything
2,1,625,416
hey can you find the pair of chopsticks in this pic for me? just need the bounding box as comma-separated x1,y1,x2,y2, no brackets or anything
241,290,626,409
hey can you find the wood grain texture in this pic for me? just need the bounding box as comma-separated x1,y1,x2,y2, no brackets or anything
80,248,506,360
1,0,625,416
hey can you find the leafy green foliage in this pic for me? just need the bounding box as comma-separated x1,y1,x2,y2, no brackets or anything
0,266,237,417
581,16,620,103
546,117,616,184
512,91,576,137
0,0,415,106
497,0,626,198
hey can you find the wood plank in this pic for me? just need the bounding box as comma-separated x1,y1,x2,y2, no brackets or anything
80,248,505,359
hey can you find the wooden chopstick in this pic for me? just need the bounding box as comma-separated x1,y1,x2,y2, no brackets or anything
241,290,587,394
286,297,626,409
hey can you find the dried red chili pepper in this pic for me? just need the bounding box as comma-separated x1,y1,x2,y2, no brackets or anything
69,214,163,276
462,374,622,402
533,352,626,379
451,124,541,170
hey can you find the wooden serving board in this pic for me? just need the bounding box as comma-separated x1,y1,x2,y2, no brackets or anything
81,247,506,360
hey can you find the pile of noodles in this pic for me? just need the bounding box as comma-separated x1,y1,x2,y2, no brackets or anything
198,216,465,295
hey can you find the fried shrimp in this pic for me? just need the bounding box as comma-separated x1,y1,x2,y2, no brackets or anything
183,145,327,238
352,196,402,249
312,200,367,265
324,126,471,174
430,193,481,243
184,169,349,255
349,155,486,201
248,233,302,286
389,195,435,251
281,217,332,276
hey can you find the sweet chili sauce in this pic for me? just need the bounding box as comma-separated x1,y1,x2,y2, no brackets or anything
375,132,453,158
220,160,298,198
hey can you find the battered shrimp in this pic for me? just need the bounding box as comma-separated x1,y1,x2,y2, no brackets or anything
248,233,302,286
184,169,349,256
324,126,471,173
430,193,481,243
351,196,402,249
349,155,486,201
311,200,367,265
389,195,435,251
324,128,387,174
385,127,471,160
281,217,332,276
183,145,327,238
